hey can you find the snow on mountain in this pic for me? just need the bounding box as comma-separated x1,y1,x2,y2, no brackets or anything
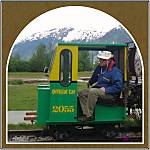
63,28,105,42
12,27,74,60
16,27,73,44
12,25,131,60
16,27,105,44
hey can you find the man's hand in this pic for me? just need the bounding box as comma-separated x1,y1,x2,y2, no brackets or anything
100,87,105,92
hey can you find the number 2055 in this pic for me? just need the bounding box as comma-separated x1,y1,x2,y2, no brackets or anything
52,106,75,113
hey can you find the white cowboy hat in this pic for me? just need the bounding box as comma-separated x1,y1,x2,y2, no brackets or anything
97,51,114,60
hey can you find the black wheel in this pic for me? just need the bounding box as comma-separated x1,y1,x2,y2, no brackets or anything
53,130,70,141
101,129,118,139
47,125,73,141
99,124,119,139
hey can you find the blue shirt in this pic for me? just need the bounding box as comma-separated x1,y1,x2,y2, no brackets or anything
89,65,123,96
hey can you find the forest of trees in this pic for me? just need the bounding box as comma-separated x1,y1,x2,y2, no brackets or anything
8,44,94,72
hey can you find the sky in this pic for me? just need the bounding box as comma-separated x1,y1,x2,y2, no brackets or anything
15,6,121,43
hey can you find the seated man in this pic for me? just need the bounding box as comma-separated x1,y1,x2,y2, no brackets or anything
78,50,123,122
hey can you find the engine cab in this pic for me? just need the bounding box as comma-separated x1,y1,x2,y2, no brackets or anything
37,42,130,125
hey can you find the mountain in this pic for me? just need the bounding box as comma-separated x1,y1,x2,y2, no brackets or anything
12,26,132,60
95,26,132,44
12,27,74,60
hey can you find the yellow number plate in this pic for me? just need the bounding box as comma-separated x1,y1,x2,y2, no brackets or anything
52,106,75,113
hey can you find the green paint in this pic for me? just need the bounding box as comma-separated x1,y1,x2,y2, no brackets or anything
36,86,50,125
37,84,127,125
95,105,126,122
49,82,78,122
58,42,127,47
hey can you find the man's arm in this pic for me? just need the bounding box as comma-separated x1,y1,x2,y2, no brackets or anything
105,69,123,94
88,66,99,86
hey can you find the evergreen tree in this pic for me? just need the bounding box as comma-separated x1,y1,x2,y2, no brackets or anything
78,51,92,71
29,44,50,72
8,52,31,72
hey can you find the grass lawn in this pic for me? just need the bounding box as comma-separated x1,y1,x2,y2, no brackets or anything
8,84,37,110
8,82,88,111
78,82,87,90
8,123,44,130
8,71,92,79
8,72,46,79
8,71,92,111
78,71,92,77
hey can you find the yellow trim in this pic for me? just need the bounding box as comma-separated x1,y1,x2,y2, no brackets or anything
49,45,78,81
72,46,78,81
49,46,60,81
124,47,127,81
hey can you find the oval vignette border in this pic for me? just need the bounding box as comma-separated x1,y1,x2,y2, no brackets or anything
2,1,148,148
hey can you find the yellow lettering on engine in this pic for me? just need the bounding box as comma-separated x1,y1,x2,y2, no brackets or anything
52,89,76,95
69,90,75,94
52,89,68,94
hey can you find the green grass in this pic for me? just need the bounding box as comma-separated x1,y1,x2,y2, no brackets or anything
78,71,92,77
78,82,88,90
8,71,92,111
8,82,87,110
8,71,92,78
8,84,37,110
8,123,44,130
8,72,46,79
8,80,24,85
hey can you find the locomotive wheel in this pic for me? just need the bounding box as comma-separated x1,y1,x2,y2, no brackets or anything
101,129,118,138
100,124,119,139
47,125,72,141
53,131,70,141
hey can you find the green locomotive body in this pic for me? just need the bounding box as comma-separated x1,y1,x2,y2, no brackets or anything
36,42,129,125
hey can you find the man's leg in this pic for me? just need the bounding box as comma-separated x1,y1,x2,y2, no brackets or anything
78,88,89,115
78,88,114,121
86,88,105,116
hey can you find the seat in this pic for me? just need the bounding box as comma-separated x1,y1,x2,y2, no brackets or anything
97,97,125,107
